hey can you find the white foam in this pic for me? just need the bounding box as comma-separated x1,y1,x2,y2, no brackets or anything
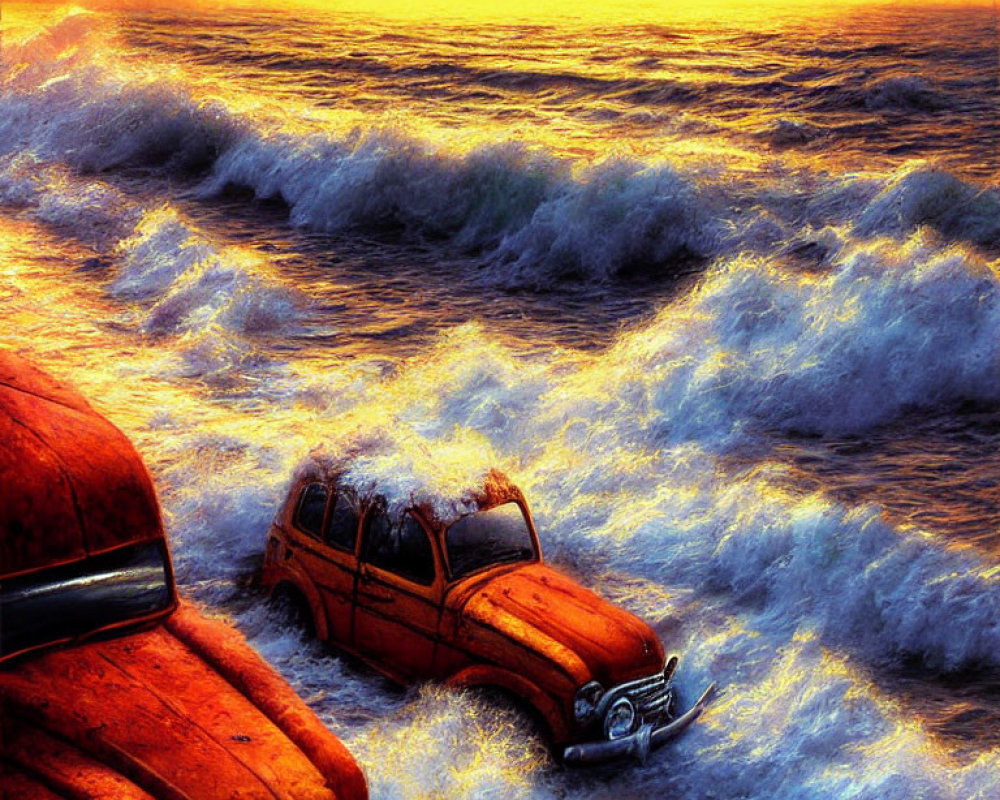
0,156,139,246
580,233,1000,440
855,165,1000,247
0,161,306,371
116,209,302,337
486,159,721,286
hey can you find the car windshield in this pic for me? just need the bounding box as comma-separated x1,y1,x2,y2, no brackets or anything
445,502,536,580
1,539,173,660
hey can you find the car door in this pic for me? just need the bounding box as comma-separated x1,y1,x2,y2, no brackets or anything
288,482,360,645
353,505,442,680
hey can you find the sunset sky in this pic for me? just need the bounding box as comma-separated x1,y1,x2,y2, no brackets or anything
9,0,995,20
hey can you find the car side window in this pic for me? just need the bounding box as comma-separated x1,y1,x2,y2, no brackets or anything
326,491,360,553
364,510,435,586
295,483,328,540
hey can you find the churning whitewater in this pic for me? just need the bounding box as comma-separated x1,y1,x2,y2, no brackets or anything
1,3,999,798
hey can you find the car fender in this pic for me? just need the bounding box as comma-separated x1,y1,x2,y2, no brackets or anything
270,564,330,643
445,664,570,743
166,603,367,800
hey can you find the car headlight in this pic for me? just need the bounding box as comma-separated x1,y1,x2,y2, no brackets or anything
573,681,604,723
603,696,636,740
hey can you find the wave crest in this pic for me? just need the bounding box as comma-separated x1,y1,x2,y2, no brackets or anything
855,166,1000,247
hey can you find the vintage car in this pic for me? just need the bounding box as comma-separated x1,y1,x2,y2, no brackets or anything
0,352,368,800
262,460,714,765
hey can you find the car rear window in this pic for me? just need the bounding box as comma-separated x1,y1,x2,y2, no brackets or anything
1,539,173,659
445,502,536,580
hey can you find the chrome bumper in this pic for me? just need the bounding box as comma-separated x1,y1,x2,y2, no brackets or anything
562,683,716,766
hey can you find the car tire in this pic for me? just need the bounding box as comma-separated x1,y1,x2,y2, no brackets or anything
468,687,555,766
268,584,316,640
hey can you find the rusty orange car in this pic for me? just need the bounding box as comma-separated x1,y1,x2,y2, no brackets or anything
262,461,714,765
0,352,368,800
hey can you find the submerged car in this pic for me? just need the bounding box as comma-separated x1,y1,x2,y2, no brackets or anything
0,352,368,800
262,461,714,765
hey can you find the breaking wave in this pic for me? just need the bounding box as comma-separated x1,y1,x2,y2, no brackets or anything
115,207,302,338
204,134,723,286
4,9,998,297
862,75,950,112
0,154,304,378
855,166,1000,247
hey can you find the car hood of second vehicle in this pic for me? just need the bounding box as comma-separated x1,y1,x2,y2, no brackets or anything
0,606,366,800
458,563,665,688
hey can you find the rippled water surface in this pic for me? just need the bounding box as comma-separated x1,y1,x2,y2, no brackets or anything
2,1,1000,797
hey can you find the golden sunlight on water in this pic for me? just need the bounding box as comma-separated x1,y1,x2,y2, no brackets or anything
85,0,994,21
8,0,996,181
0,210,531,514
3,1,1000,795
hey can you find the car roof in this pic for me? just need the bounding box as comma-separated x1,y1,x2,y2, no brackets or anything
0,351,166,580
407,469,527,529
298,454,527,530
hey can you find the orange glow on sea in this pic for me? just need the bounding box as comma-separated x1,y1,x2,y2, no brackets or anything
2,0,999,796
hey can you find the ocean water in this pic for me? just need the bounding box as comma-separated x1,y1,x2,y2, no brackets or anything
1,1,1000,796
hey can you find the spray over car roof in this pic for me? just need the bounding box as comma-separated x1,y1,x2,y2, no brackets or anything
299,434,521,527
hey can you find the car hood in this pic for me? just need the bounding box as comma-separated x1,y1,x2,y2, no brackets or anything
0,607,365,800
458,563,665,687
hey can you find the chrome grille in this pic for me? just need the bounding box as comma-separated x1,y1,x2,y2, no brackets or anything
598,670,675,724
627,673,672,719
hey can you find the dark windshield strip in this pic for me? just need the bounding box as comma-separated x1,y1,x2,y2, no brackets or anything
1,540,172,658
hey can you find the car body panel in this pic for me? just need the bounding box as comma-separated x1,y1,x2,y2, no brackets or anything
0,351,167,582
457,564,665,687
289,532,353,643
287,481,360,644
266,528,335,643
164,604,368,800
353,565,442,680
1,607,362,800
3,722,157,799
353,508,446,679
0,762,69,800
